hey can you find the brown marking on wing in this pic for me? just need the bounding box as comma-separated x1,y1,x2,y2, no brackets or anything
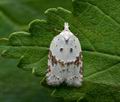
48,65,51,72
74,56,81,66
79,67,83,74
48,50,84,69
48,50,57,66
67,62,70,66
48,50,52,59
51,56,57,66
48,50,66,68
66,61,74,66
58,60,65,68
74,52,83,67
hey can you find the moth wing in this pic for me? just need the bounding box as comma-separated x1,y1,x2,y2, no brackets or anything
66,35,82,62
49,34,67,61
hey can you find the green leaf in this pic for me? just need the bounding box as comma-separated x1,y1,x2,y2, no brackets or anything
0,0,72,37
1,0,120,101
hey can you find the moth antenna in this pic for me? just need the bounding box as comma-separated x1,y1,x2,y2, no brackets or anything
64,22,69,31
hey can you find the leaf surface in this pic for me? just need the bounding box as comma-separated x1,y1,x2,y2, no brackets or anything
0,0,72,37
1,0,120,101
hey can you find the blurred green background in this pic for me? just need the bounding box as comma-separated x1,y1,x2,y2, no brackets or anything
0,0,72,102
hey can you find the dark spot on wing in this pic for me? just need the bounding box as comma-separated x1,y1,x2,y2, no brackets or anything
60,48,63,52
70,48,73,53
65,39,69,44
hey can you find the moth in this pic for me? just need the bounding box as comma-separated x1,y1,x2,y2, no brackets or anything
46,22,83,87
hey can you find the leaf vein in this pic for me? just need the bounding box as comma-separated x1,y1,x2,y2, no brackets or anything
84,1,120,27
85,62,120,79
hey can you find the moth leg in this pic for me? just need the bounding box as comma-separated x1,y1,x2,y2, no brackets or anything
65,64,83,87
46,64,64,86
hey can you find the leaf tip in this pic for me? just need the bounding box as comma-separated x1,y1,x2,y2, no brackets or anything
0,38,9,45
1,49,7,56
45,8,57,15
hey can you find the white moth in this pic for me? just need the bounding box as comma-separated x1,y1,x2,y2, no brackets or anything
46,22,83,87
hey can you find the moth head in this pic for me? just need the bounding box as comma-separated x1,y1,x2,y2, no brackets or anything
60,22,73,41
64,22,69,31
